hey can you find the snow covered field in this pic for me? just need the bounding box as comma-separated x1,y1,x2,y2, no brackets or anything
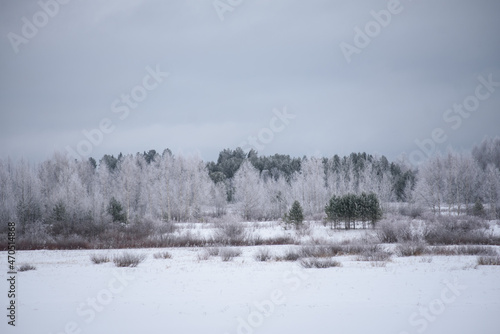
2,225,500,334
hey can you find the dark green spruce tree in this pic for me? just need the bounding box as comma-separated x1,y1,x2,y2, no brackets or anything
285,200,304,229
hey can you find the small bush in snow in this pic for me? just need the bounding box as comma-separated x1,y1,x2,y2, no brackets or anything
275,249,301,262
90,254,110,264
423,216,493,245
220,248,242,262
343,243,380,255
214,221,247,245
377,220,417,243
113,252,146,267
396,242,428,257
251,235,299,246
18,264,36,272
254,248,272,262
429,245,497,256
357,249,392,262
425,227,492,246
197,250,210,261
295,222,312,237
477,256,500,266
456,246,497,256
300,243,383,258
207,247,220,256
300,258,342,269
300,245,333,258
153,251,172,259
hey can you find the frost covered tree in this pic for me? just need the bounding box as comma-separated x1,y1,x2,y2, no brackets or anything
209,181,227,217
457,155,483,214
0,159,16,226
265,176,291,219
115,155,141,222
415,155,445,214
415,151,491,216
472,136,500,170
291,158,328,217
13,159,42,233
233,160,266,220
484,164,500,218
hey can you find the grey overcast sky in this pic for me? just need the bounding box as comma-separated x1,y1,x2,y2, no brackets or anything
1,0,499,164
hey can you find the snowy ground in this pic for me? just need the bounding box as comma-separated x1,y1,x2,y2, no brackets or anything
2,224,500,334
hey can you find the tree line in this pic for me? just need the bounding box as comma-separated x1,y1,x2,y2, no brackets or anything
415,138,500,217
0,137,499,238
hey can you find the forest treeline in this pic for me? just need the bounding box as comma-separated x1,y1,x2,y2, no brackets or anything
0,137,499,238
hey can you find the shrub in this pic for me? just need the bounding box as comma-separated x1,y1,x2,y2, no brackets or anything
153,218,177,234
396,242,428,257
342,243,380,255
357,249,392,262
300,245,333,258
197,250,210,261
214,221,247,245
207,247,221,256
18,264,36,272
220,248,242,262
254,248,272,262
138,231,208,248
377,220,415,243
275,249,301,262
377,220,400,243
90,254,110,264
300,258,342,268
431,215,488,232
423,216,493,245
424,229,491,245
429,245,497,256
477,256,500,265
251,236,299,246
295,222,312,237
300,243,384,258
153,251,172,259
457,246,497,255
113,252,146,267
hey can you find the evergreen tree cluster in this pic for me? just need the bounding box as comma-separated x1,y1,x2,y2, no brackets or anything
325,193,382,230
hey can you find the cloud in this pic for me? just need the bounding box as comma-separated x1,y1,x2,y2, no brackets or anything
0,0,499,163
